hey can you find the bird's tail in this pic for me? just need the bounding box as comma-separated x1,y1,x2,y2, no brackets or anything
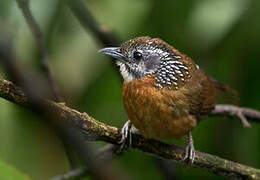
210,77,240,105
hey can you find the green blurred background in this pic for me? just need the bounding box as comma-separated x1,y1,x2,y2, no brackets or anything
0,0,259,179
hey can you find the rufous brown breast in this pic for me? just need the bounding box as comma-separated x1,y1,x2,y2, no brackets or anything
122,74,200,140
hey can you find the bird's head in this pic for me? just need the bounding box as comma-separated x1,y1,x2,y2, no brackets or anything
99,37,190,89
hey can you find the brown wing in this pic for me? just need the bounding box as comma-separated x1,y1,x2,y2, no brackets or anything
188,69,217,117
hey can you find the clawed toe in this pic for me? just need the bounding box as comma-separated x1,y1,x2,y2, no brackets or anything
182,132,196,165
184,141,195,165
118,120,132,153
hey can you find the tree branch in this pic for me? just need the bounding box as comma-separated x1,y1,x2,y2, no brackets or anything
0,79,259,180
66,0,122,81
16,0,63,102
212,104,260,125
51,144,119,180
66,0,119,47
51,167,88,180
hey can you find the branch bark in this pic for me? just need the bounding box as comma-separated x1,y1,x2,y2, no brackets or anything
0,79,259,180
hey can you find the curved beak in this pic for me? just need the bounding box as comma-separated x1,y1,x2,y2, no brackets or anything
98,47,127,62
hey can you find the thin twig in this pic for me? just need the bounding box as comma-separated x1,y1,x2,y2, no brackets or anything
211,104,260,126
16,0,63,102
66,0,122,81
50,144,119,180
51,167,88,180
66,0,119,47
0,79,259,180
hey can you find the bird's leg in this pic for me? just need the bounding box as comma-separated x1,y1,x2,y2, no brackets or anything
118,120,132,152
183,132,195,165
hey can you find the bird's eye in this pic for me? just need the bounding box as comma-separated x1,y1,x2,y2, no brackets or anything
133,51,142,60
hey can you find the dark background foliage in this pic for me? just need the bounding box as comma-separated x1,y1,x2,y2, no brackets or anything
0,0,259,179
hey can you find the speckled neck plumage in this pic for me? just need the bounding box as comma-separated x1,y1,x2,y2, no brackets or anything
154,54,191,90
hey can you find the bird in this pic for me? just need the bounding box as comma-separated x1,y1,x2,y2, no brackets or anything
99,36,237,163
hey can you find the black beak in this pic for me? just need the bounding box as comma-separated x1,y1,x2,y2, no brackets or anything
98,47,127,62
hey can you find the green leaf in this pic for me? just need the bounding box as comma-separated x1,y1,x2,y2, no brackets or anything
0,159,31,180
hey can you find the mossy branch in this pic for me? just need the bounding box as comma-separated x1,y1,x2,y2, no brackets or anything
0,79,260,180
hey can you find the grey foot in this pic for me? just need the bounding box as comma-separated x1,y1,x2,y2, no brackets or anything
183,132,195,165
118,120,132,153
